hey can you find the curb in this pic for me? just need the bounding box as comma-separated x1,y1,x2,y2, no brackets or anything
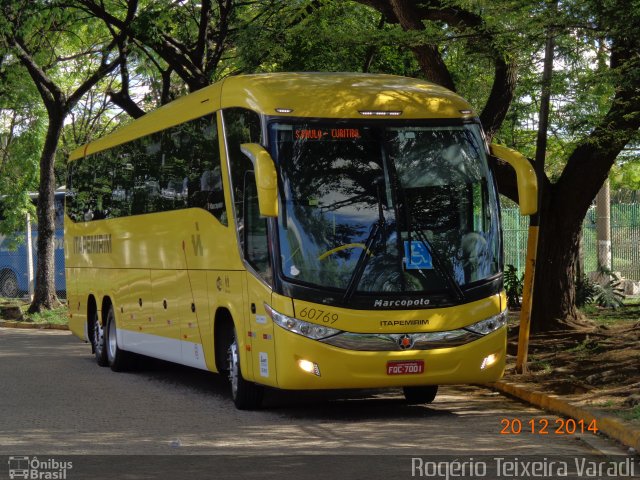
487,380,640,453
0,320,69,331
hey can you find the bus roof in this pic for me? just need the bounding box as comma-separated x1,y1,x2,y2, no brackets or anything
70,73,476,161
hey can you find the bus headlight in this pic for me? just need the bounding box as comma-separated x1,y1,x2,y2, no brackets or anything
265,304,342,340
464,310,508,335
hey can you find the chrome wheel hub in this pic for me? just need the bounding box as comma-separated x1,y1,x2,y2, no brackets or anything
228,339,239,398
108,317,117,360
94,316,104,353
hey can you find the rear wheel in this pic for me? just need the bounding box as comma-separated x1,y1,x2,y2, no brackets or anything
105,306,135,371
91,309,108,367
403,385,438,404
228,329,264,410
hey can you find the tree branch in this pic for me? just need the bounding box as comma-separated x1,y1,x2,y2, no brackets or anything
11,37,64,113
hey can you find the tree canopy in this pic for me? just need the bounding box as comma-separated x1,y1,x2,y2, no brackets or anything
0,0,638,329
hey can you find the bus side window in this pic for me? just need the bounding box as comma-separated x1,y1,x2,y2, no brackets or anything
172,114,227,224
243,171,271,282
222,107,262,251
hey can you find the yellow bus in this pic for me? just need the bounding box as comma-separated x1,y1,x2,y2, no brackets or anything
66,73,536,409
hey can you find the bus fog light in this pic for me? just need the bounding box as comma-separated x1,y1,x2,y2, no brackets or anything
298,359,321,376
480,353,499,370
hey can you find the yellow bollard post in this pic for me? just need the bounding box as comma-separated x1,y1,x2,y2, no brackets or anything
515,225,539,374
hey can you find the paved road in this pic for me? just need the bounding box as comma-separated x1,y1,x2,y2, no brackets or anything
0,327,636,479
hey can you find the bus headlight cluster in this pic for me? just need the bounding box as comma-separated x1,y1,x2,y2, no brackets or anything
265,304,342,340
464,310,508,335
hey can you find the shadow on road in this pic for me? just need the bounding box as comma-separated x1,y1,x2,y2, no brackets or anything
115,354,454,420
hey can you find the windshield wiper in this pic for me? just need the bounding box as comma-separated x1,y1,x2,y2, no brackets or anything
399,184,465,302
342,177,386,302
341,221,382,302
410,221,465,302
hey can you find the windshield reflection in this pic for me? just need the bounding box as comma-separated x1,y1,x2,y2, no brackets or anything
269,122,500,298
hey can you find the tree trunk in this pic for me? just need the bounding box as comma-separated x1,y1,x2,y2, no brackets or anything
531,187,591,331
28,113,63,313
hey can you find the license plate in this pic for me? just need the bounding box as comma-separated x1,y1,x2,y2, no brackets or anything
386,360,424,375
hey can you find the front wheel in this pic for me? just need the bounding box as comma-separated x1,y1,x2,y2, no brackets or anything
403,385,438,404
228,330,264,410
105,306,135,372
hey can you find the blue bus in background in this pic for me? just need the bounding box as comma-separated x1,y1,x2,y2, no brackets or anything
0,191,66,298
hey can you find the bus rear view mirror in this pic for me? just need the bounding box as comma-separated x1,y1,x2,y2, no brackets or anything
240,143,279,217
489,144,538,216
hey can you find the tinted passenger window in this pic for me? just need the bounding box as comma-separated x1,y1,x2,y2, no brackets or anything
67,114,226,224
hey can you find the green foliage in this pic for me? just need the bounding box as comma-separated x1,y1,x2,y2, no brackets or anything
622,405,640,421
22,305,69,325
493,0,634,182
0,51,43,240
593,266,626,309
234,1,419,76
504,264,523,309
575,274,598,308
576,268,626,311
610,158,640,190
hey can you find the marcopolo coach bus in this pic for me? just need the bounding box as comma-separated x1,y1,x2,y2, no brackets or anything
66,73,537,409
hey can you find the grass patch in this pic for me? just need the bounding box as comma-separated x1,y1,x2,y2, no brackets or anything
528,358,553,374
618,405,640,422
21,306,69,325
581,301,640,325
567,337,603,358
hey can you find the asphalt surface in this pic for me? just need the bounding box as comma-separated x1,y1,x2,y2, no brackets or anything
0,327,636,479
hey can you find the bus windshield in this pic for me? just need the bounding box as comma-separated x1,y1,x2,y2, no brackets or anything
270,121,501,298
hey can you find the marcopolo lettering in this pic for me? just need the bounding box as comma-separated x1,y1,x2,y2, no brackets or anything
373,298,430,308
73,234,112,254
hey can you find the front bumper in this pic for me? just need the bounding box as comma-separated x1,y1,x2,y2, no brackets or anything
270,325,506,390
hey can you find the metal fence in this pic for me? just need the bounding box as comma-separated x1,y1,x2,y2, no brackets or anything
502,202,640,282
583,203,640,281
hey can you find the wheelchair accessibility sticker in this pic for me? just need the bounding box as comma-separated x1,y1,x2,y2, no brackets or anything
404,240,433,270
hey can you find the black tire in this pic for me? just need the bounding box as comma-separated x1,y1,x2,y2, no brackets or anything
403,385,438,404
91,309,108,367
228,329,264,410
0,270,18,298
105,306,135,372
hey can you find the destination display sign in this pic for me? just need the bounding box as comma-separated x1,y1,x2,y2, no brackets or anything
294,128,361,140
